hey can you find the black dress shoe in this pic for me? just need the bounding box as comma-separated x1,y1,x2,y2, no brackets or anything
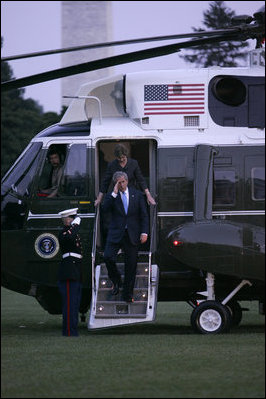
111,279,121,295
111,283,119,295
123,296,134,303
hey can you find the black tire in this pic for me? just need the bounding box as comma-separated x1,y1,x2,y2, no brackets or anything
80,314,86,322
191,300,232,334
226,300,242,327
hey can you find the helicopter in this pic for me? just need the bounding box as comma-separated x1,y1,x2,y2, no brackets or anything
1,5,265,334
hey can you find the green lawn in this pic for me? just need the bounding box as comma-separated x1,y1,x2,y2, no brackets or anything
1,287,265,398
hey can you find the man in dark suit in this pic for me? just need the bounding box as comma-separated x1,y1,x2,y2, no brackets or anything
103,171,149,302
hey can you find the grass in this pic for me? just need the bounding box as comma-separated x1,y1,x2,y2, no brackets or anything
1,287,265,398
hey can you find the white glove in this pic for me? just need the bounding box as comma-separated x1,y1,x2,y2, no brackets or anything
71,217,81,225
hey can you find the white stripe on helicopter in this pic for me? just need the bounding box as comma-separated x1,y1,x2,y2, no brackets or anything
27,210,265,220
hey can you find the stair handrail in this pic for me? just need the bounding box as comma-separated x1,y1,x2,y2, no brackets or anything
148,204,157,291
91,205,100,298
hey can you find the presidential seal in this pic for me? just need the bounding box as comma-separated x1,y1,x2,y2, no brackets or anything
34,233,60,259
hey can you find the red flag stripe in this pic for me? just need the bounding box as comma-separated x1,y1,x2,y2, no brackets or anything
144,111,205,115
144,107,204,110
168,84,205,87
168,88,204,92
168,94,204,97
146,102,204,106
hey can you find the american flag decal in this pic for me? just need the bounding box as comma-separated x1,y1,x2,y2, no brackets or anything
144,84,205,115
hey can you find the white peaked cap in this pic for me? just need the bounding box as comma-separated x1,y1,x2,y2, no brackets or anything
58,208,78,217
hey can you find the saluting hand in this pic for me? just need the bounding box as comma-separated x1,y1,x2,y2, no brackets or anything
71,217,81,225
113,180,120,194
113,178,124,194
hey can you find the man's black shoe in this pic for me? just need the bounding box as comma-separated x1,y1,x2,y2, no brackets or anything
111,279,121,295
123,296,134,303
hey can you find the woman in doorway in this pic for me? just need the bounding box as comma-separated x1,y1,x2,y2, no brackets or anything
95,143,156,206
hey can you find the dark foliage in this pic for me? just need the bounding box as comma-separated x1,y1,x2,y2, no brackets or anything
1,38,65,177
180,1,249,67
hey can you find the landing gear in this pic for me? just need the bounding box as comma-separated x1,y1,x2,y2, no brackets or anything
191,300,231,334
190,273,252,334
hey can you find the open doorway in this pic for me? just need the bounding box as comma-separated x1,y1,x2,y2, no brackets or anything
96,139,157,251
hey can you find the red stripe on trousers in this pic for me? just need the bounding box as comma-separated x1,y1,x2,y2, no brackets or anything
67,280,70,336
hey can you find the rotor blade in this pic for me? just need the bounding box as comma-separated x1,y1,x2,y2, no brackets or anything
0,28,260,92
1,27,246,62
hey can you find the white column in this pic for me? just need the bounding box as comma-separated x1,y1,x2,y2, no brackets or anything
61,1,113,108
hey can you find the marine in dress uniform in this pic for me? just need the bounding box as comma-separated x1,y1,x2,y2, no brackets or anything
57,208,83,336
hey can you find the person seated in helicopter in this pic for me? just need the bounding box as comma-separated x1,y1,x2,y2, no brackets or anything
95,143,156,206
39,149,64,198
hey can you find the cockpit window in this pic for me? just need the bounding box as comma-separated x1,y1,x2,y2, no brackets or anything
1,142,42,198
37,144,66,198
37,143,89,198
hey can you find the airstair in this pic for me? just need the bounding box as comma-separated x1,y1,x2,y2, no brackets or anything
88,206,159,330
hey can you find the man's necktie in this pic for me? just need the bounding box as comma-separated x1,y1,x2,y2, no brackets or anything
122,191,128,214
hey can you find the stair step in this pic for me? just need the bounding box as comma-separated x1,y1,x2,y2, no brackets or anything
99,276,149,289
95,314,147,319
95,302,147,316
98,251,149,258
100,263,150,275
97,289,148,302
96,300,148,304
99,274,149,278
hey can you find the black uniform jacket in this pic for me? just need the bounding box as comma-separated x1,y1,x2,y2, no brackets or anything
102,187,149,246
100,158,148,193
57,224,82,281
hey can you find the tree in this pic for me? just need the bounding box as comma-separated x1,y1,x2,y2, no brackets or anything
179,1,249,67
1,37,63,178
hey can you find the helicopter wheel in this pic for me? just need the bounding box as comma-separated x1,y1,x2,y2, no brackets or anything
225,300,243,327
191,300,231,334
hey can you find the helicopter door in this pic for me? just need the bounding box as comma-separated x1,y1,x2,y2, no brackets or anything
89,139,158,330
96,139,157,250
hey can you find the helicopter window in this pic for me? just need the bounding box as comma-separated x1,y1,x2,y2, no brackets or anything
211,76,246,106
37,145,66,198
248,84,265,128
1,142,42,198
251,167,265,201
213,170,236,206
59,144,88,197
209,76,264,128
